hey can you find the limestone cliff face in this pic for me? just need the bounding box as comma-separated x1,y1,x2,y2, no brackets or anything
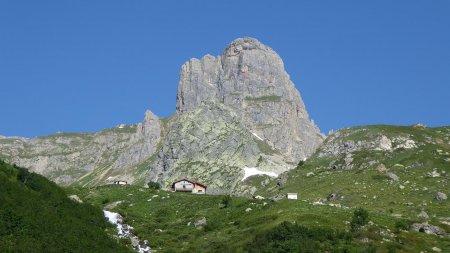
176,38,323,162
0,111,161,186
147,38,324,194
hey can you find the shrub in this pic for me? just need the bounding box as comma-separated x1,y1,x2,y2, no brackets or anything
245,221,356,252
387,243,399,253
351,208,369,231
296,160,305,169
221,195,232,208
394,220,409,232
147,181,161,190
363,244,377,253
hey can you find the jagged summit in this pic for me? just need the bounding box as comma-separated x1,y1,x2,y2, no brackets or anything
176,37,323,162
223,37,273,55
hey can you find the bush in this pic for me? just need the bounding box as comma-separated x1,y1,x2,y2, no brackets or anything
296,160,305,169
351,208,369,231
147,181,161,190
221,195,232,208
363,244,377,253
387,243,399,253
394,220,409,232
245,221,356,252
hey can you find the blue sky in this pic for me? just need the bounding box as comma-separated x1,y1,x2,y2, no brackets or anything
1,1,449,138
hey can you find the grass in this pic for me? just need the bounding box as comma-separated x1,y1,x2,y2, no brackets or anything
254,138,279,155
66,183,450,252
0,160,132,253
100,124,138,134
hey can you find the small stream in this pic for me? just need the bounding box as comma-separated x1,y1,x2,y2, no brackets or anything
103,210,151,253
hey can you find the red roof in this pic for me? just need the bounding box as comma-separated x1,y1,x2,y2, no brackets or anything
171,178,207,188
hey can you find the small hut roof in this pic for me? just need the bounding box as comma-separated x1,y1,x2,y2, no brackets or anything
171,178,207,188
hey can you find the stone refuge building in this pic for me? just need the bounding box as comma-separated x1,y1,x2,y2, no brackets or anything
171,179,207,194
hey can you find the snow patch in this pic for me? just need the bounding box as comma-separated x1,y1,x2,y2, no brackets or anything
242,167,278,181
252,132,264,141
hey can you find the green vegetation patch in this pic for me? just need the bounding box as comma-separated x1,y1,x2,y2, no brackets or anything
64,183,450,252
246,221,358,253
0,160,132,253
255,139,279,155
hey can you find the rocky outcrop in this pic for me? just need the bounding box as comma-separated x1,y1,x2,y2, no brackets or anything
0,111,162,186
411,222,447,236
148,102,290,194
176,37,323,162
315,126,423,171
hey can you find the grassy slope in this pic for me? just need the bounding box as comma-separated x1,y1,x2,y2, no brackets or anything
259,125,450,251
271,126,449,216
67,125,450,252
68,184,449,252
0,160,132,253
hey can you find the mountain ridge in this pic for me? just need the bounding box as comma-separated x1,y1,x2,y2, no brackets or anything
0,37,323,193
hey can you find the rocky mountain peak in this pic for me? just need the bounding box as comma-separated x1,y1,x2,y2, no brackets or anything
223,37,271,56
144,110,158,122
176,37,324,162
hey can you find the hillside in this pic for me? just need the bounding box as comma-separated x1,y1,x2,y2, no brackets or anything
2,123,449,252
66,124,450,252
0,160,132,253
0,111,161,187
68,183,449,252
258,125,449,215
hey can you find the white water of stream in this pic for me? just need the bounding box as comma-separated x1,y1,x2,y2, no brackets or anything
103,210,151,253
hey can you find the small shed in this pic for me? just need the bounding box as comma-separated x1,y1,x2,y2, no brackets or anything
287,193,298,200
113,180,128,185
171,179,207,194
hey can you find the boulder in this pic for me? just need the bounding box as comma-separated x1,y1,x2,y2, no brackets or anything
418,210,429,219
377,164,387,173
277,173,289,187
131,237,139,248
387,172,399,181
432,247,442,252
327,193,339,201
68,195,83,203
411,223,446,236
435,192,447,201
271,193,285,202
428,169,441,178
194,217,207,227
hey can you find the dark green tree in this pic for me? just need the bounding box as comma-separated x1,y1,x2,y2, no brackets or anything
221,195,232,208
351,208,369,231
147,181,161,190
